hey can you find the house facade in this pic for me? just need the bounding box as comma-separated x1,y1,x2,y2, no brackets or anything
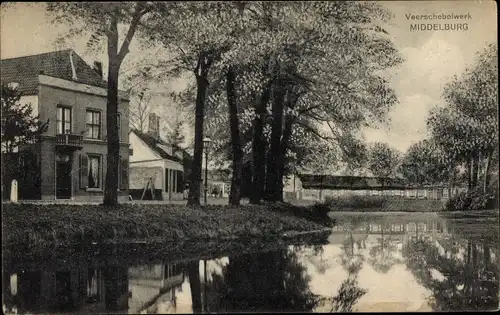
129,114,190,201
1,49,130,201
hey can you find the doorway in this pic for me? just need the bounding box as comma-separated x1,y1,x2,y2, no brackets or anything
56,153,72,199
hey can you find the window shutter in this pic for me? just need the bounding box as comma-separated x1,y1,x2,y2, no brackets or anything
80,153,88,189
120,156,128,190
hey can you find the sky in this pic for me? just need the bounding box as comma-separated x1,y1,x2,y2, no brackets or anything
1,1,497,152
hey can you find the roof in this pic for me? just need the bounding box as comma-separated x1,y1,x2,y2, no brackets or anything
131,129,189,163
298,174,407,190
1,49,107,95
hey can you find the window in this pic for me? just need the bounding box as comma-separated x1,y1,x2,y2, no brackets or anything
407,223,416,232
86,110,101,139
391,224,404,232
417,222,427,232
57,106,71,134
88,155,101,188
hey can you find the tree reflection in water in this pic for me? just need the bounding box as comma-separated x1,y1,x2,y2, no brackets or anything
203,248,321,312
322,260,367,313
403,237,499,311
187,260,203,313
191,244,369,313
339,230,366,272
329,230,368,313
368,234,402,274
367,220,403,274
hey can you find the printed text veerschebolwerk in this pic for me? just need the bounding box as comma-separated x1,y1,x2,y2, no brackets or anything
405,13,472,20
406,13,471,31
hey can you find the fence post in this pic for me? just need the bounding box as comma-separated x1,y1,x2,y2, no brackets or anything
10,179,18,203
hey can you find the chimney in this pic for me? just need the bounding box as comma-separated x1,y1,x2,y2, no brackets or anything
148,113,160,140
93,61,103,77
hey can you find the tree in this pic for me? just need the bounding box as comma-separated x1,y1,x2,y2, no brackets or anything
129,1,402,206
427,44,498,192
399,139,451,187
1,83,49,153
47,2,154,206
127,87,156,133
367,142,401,182
141,2,241,206
1,83,49,199
263,1,401,201
204,1,403,203
226,66,243,205
168,120,186,148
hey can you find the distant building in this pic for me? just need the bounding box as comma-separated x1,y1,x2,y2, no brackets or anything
283,173,466,202
1,49,130,201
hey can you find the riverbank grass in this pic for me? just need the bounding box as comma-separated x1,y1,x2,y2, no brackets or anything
2,203,332,247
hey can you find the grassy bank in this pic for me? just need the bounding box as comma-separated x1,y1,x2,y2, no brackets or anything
2,203,333,248
321,195,446,212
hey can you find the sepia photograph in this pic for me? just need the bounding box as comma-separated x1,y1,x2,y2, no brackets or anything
1,1,498,313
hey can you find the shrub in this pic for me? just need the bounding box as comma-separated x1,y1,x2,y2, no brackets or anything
323,195,389,209
445,187,498,211
321,194,445,212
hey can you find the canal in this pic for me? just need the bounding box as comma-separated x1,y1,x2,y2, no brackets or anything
2,212,499,313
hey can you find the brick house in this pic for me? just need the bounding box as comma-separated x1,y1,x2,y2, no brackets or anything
1,49,130,201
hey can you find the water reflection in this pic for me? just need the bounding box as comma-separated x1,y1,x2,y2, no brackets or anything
2,214,499,313
403,233,499,311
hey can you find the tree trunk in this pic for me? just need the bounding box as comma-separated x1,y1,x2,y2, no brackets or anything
471,153,480,188
275,111,295,203
226,67,242,206
483,150,492,193
449,164,456,192
188,74,209,206
476,152,482,187
468,157,473,190
484,243,491,268
187,260,202,313
264,77,285,202
103,21,121,207
250,77,272,204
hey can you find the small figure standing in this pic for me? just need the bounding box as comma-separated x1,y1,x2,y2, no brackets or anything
183,183,189,200
211,186,220,198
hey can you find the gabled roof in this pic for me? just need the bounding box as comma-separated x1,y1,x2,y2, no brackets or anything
131,129,189,163
1,49,107,95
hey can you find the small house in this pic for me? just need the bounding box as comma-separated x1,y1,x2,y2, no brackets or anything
128,114,190,201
